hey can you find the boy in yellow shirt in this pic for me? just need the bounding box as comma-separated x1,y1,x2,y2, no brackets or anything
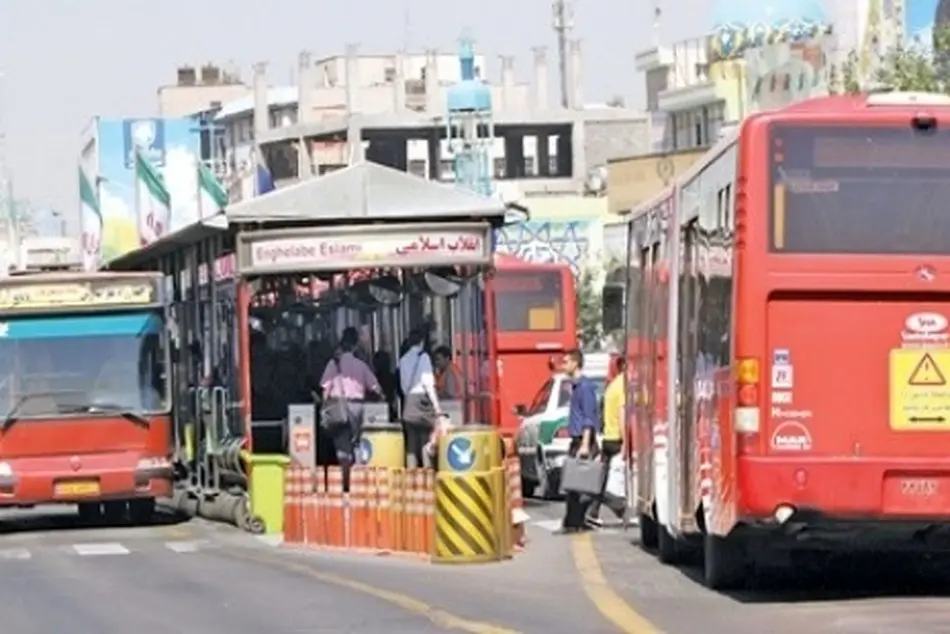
587,357,627,526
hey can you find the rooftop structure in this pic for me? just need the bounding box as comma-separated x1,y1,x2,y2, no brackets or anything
194,43,649,205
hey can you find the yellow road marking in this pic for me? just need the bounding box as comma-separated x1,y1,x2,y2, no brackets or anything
571,533,663,634
227,548,519,634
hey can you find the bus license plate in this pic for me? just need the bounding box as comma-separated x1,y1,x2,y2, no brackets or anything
882,474,950,515
54,480,100,497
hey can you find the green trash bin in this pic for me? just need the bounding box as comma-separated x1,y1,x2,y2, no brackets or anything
242,451,291,535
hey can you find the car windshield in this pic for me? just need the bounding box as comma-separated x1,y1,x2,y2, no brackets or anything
0,311,168,419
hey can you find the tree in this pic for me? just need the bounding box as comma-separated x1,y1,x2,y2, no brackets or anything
575,267,603,349
837,26,950,94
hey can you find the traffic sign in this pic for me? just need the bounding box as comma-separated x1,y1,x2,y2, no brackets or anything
446,437,475,472
357,437,373,465
908,353,946,386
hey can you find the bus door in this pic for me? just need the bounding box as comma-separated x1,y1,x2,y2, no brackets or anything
677,220,702,517
635,243,655,510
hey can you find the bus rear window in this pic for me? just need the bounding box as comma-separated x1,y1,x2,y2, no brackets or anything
770,125,950,254
493,270,563,332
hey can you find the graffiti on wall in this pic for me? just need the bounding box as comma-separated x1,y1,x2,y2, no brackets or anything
494,220,592,274
744,35,833,111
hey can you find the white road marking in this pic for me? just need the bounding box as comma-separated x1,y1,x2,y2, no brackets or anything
164,540,203,553
0,548,31,560
72,542,130,556
532,519,562,532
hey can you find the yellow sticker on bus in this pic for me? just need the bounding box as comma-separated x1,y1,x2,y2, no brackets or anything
890,349,950,430
0,282,154,310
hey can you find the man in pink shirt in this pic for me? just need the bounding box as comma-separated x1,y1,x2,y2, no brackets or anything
320,327,382,491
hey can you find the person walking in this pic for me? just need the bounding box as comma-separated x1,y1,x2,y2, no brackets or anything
319,327,382,491
587,357,627,526
398,327,444,468
557,349,601,534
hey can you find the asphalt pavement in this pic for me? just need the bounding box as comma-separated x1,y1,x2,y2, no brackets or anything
7,498,950,634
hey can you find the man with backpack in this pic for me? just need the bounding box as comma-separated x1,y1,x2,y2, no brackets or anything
319,327,382,491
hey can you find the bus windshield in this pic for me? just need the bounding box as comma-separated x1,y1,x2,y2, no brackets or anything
493,269,564,332
0,311,168,419
770,124,950,254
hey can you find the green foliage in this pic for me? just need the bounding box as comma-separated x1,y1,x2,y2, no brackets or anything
837,26,950,94
575,267,603,348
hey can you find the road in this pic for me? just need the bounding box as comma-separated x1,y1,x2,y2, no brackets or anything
6,499,950,633
525,497,950,633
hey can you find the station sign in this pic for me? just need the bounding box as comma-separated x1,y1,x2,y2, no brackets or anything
238,224,492,274
0,280,157,310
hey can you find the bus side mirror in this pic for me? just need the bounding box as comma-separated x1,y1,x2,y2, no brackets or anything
513,404,527,417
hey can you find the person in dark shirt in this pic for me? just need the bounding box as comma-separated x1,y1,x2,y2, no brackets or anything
558,349,601,534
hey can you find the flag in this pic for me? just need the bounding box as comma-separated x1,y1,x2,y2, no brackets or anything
256,163,275,196
197,161,228,218
79,167,102,269
134,148,171,246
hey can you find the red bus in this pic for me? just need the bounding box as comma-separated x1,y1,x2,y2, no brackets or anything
487,255,576,433
0,270,172,523
623,91,950,589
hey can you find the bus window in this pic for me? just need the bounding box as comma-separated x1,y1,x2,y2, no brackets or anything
494,270,564,332
771,125,950,254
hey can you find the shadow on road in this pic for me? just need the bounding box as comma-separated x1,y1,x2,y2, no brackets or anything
662,544,950,603
0,503,190,535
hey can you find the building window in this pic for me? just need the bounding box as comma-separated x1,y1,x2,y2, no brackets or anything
693,109,704,147
408,159,427,178
493,157,506,178
439,158,454,180
384,67,396,82
524,156,537,177
707,101,725,141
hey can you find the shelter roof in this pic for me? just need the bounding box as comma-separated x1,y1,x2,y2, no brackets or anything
106,161,508,270
225,160,508,224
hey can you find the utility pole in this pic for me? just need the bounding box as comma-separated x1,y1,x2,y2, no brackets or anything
0,71,14,273
552,0,574,108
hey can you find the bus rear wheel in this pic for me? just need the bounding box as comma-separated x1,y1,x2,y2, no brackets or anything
703,532,747,590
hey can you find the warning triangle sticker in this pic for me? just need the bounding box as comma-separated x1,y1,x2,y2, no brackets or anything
908,353,947,386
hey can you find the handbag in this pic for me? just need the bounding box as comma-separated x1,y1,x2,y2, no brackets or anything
402,350,434,426
560,456,605,496
320,358,351,429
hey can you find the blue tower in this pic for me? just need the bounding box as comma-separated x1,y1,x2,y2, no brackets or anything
446,37,494,198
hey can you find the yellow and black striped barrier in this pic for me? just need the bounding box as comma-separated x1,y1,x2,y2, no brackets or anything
433,470,501,563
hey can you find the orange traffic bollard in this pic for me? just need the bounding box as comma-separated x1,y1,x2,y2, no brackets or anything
283,466,300,544
314,467,327,546
390,468,406,552
364,467,379,551
376,468,393,552
506,457,528,551
422,469,435,556
350,467,368,549
326,467,345,548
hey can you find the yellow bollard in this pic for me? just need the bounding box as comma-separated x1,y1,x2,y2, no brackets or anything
432,470,501,564
358,422,405,468
437,424,502,474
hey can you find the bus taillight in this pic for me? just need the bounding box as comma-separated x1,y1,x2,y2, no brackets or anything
734,357,761,451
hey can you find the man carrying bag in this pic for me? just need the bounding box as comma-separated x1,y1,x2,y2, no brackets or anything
557,349,602,534
319,327,382,492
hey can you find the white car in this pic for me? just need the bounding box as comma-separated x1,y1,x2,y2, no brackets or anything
514,367,607,499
